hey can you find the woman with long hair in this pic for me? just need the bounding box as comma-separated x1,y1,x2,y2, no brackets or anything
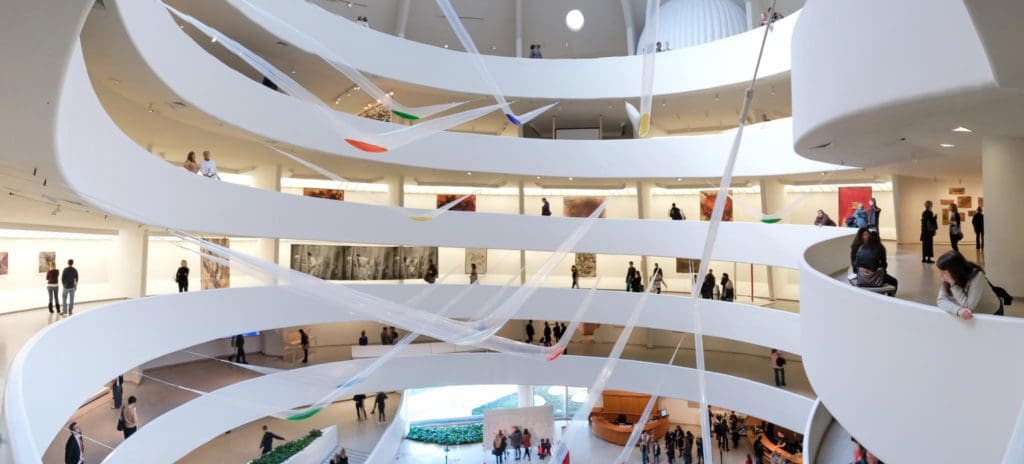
850,227,870,270
949,204,963,251
720,273,735,302
936,251,1002,319
183,151,199,173
853,230,898,293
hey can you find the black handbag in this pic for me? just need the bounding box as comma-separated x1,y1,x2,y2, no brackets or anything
116,407,125,431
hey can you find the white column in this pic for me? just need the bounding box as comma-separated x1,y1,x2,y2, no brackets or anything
117,226,148,298
518,385,533,407
983,136,1024,295
636,181,656,348
760,178,786,300
519,180,527,285
890,175,905,242
395,0,411,38
515,0,523,57
745,0,756,30
620,0,636,55
387,175,405,207
251,164,282,264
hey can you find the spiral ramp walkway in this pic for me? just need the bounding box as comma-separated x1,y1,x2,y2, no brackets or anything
3,1,1020,463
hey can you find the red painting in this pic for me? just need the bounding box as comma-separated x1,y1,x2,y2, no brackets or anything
699,190,733,221
436,194,476,212
838,187,872,226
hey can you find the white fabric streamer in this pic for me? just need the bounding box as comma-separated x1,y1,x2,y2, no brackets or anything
635,0,660,137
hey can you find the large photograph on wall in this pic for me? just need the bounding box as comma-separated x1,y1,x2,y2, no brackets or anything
291,244,438,280
575,253,597,277
38,251,55,273
699,191,733,221
465,248,487,274
303,188,345,201
837,186,872,226
201,238,230,289
0,251,7,275
437,194,476,212
564,197,606,218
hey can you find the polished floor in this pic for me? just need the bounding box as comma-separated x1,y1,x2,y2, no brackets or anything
0,243,1006,463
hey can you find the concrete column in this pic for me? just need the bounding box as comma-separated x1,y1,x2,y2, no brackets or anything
890,175,905,242
251,164,282,264
395,0,411,38
637,181,655,348
760,178,786,300
386,175,405,207
983,136,1024,295
518,385,533,407
515,0,523,57
117,226,148,298
519,180,527,285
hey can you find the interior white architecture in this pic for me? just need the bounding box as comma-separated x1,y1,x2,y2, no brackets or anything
1,0,1021,463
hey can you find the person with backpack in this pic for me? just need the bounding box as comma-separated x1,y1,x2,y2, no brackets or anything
770,349,787,387
936,251,1006,319
949,204,963,252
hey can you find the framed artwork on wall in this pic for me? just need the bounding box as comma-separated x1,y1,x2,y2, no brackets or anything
303,188,345,201
38,251,55,273
939,199,954,206
948,187,966,195
575,253,597,277
564,197,606,218
201,238,230,289
675,258,701,274
979,197,984,208
465,248,487,274
699,190,733,221
956,196,972,208
0,251,7,275
290,244,438,280
837,186,871,226
437,194,476,212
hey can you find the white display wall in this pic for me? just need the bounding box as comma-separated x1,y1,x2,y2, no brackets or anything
0,232,119,314
893,175,983,246
146,236,264,295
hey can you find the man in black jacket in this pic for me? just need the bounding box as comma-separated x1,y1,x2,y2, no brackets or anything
64,422,84,464
354,393,368,421
525,320,535,343
669,203,684,220
972,207,984,250
259,425,285,455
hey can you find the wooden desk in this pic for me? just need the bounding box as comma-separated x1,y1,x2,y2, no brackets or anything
592,415,670,445
744,421,803,464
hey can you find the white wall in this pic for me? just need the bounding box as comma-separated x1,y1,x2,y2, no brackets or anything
0,234,118,314
146,236,263,295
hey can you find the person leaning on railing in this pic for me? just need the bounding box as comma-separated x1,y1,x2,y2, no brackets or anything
936,251,1002,320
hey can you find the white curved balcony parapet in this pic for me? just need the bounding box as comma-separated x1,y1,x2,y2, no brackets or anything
104,353,814,463
800,235,1024,463
108,0,842,179
234,0,796,100
791,0,999,166
7,284,803,463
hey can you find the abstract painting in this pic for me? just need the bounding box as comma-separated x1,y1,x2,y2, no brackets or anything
699,190,733,221
38,251,55,273
465,248,487,274
837,186,871,226
957,196,972,209
948,187,966,195
564,197,606,218
201,238,230,289
675,258,701,274
0,252,7,275
437,194,476,212
303,188,345,201
575,253,597,277
290,244,437,280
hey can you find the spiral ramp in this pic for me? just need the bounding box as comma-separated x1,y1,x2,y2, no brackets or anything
6,1,1019,464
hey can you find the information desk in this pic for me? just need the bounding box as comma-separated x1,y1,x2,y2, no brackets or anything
591,415,670,445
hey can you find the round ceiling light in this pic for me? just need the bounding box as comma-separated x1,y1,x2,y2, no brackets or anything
566,9,584,31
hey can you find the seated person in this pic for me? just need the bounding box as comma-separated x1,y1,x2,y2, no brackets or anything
852,231,898,293
616,413,628,425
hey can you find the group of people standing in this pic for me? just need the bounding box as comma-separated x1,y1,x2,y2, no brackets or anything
525,320,568,347
492,427,537,463
698,270,734,301
46,258,78,315
647,427,697,464
625,262,670,294
921,200,983,260
182,150,220,179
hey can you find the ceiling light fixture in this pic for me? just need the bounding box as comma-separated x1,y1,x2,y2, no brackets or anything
564,41,569,48
443,43,449,49
565,9,585,32
491,45,497,51
568,177,574,181
952,126,972,133
210,36,217,43
939,143,956,148
466,172,472,176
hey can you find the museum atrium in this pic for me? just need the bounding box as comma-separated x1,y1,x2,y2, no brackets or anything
1,0,1022,463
